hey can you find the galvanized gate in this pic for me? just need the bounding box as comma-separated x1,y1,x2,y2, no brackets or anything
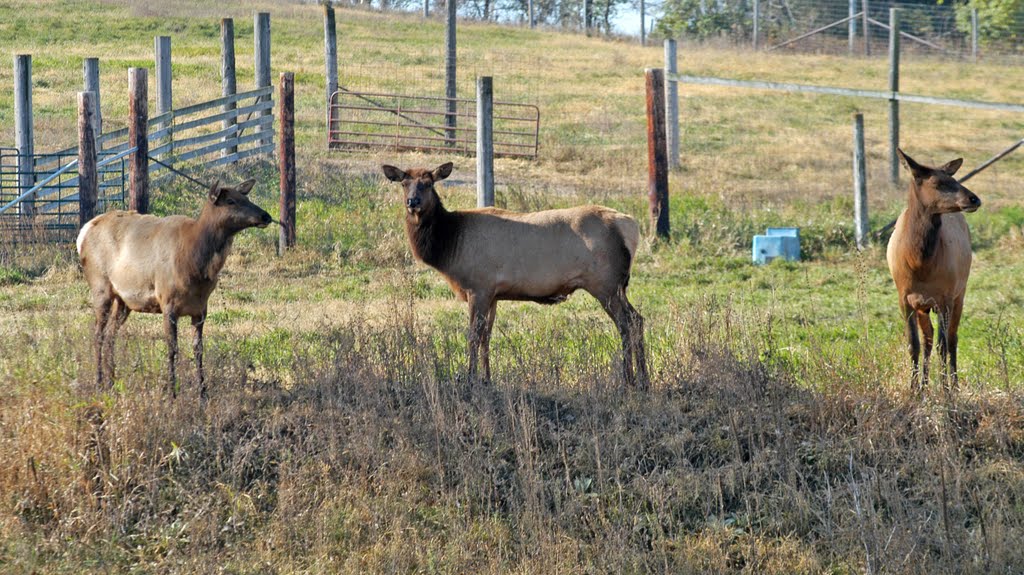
328,89,540,159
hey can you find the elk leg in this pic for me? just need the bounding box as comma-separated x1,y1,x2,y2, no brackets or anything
902,303,921,391
466,293,492,383
92,294,114,388
625,297,649,391
600,291,637,388
947,296,965,392
192,314,206,400
937,307,950,383
916,310,934,388
164,311,179,398
103,297,130,387
479,301,497,382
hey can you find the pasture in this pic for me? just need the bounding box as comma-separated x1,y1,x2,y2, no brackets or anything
2,0,1024,572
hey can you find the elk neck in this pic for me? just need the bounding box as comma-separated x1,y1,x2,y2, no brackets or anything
405,200,462,270
183,205,236,282
902,181,944,268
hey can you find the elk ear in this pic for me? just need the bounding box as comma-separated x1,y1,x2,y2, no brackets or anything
433,162,454,181
382,165,406,182
897,148,926,179
207,179,223,203
939,158,963,176
237,179,256,196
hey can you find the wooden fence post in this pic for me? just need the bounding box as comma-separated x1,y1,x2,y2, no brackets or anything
78,92,98,228
645,69,670,239
424,0,430,18
971,9,979,62
14,54,35,217
853,113,868,249
528,0,534,28
862,0,870,56
255,12,272,149
222,18,238,160
640,0,646,46
83,58,102,138
324,4,338,142
279,72,296,253
888,7,900,185
752,0,760,49
476,76,494,208
444,0,457,146
848,0,857,55
129,68,149,214
155,36,172,156
664,39,680,171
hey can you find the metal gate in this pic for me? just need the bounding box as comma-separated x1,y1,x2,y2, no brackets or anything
328,89,540,159
0,148,127,244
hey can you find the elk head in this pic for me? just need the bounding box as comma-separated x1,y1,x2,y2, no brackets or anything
205,179,273,233
382,162,453,218
898,148,981,215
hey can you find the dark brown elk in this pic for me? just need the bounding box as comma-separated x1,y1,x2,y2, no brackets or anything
886,149,981,391
77,179,272,398
382,162,649,389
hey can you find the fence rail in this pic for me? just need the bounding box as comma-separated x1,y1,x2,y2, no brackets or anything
328,89,540,159
1,85,276,241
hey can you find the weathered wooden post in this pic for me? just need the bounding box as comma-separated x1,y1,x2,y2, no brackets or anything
222,18,238,160
848,0,857,55
14,54,35,217
645,69,670,239
444,0,457,146
853,113,868,249
83,58,102,138
155,36,172,156
279,72,296,253
78,92,98,228
971,9,979,62
528,0,535,28
888,7,900,185
862,0,870,56
752,0,760,49
476,76,494,208
128,68,149,214
664,39,680,171
424,0,429,18
324,4,338,141
255,12,272,149
640,0,647,46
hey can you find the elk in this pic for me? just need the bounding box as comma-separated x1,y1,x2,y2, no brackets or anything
77,179,272,398
382,162,649,389
886,149,981,391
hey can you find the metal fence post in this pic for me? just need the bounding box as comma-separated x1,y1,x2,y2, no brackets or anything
83,58,102,138
78,92,98,228
324,4,338,143
888,7,900,185
646,68,670,239
640,0,647,46
444,0,457,146
128,68,149,214
853,113,868,249
14,54,34,218
222,18,238,160
279,72,296,253
664,39,680,171
155,36,172,156
476,76,494,208
255,12,272,149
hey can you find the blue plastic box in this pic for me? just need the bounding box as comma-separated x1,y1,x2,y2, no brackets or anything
752,227,801,264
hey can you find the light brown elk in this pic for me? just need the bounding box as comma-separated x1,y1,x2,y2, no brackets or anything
77,179,272,398
886,149,981,391
383,162,649,389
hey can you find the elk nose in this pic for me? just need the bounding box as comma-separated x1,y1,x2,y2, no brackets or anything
261,212,272,225
407,196,422,209
969,194,981,207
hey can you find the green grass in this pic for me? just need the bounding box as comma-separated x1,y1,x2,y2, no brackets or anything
2,1,1024,573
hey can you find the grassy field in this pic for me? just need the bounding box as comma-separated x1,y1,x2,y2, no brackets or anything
2,1,1024,573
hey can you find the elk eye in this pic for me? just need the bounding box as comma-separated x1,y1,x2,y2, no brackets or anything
225,198,236,206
